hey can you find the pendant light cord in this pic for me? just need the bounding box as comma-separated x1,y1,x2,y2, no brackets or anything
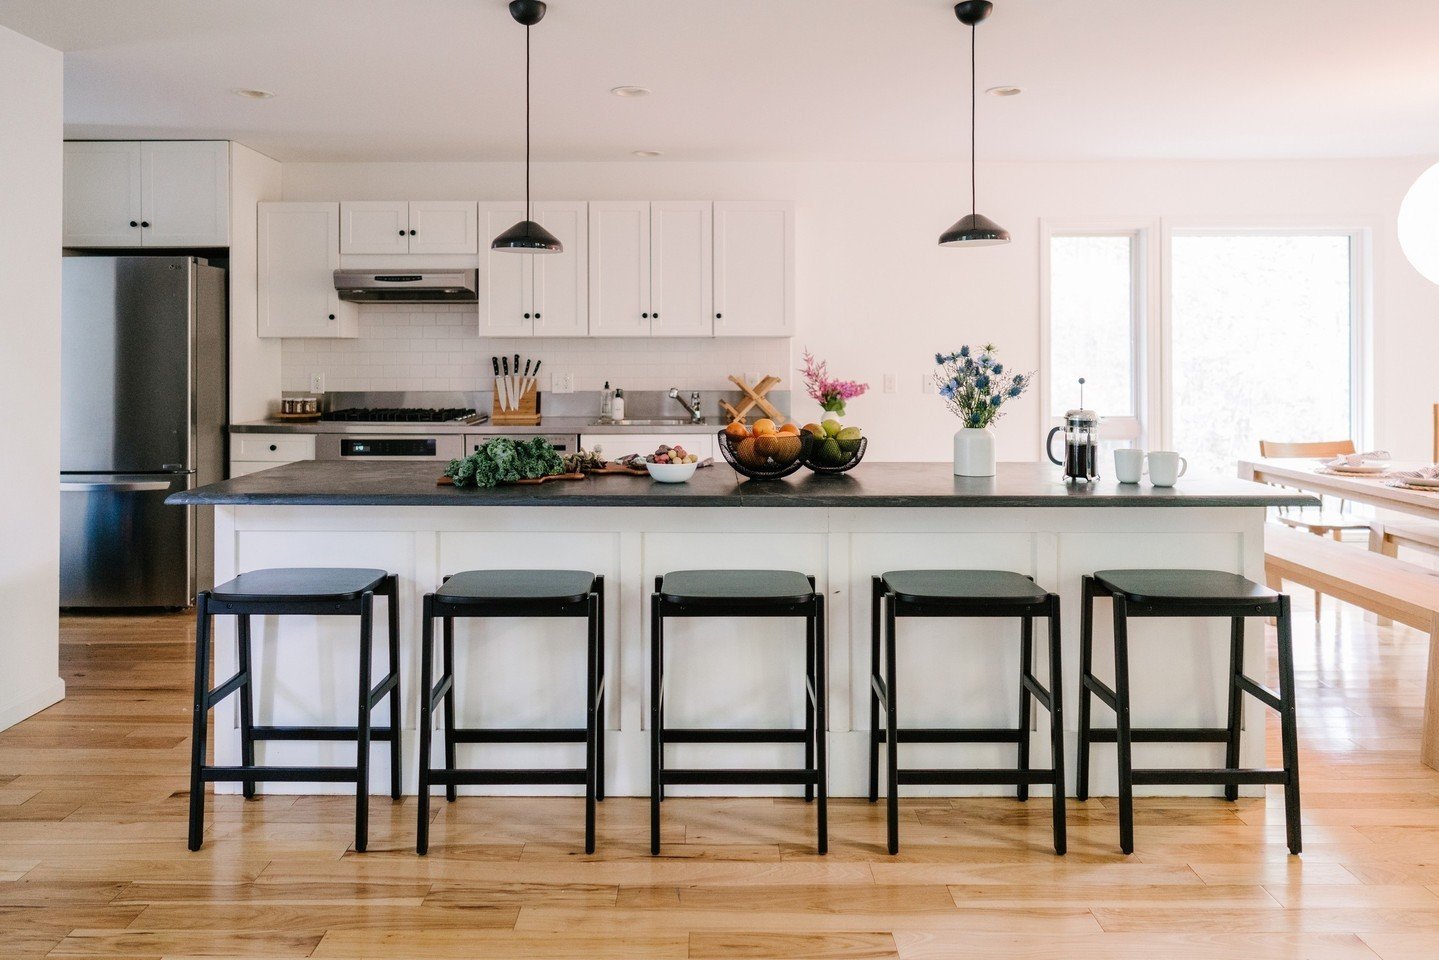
525,22,532,222
970,21,977,219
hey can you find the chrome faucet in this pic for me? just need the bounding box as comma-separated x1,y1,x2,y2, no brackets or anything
668,387,704,424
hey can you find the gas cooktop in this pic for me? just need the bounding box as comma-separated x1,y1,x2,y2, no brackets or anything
321,407,484,424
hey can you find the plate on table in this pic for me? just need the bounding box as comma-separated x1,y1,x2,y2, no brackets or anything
1329,463,1388,475
1399,477,1439,489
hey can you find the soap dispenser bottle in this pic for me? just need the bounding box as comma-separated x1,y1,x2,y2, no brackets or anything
600,381,614,420
611,388,626,421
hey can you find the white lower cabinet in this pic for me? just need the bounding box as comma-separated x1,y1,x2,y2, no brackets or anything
258,203,357,338
581,433,715,461
230,433,316,478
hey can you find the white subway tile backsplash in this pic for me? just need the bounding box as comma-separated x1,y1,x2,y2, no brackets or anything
280,304,791,394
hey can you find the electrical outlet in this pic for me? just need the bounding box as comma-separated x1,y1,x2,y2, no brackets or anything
552,371,574,394
309,373,324,394
921,373,935,394
883,373,898,394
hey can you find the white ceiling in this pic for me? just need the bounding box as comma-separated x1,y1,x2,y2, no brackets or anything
3,0,1438,164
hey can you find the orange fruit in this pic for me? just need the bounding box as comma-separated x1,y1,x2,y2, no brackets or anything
752,418,778,436
734,437,762,467
755,434,781,458
777,422,800,436
724,421,749,439
771,435,802,461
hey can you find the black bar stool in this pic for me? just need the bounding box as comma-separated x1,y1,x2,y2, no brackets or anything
188,568,402,852
869,571,1066,856
1077,570,1301,855
651,569,827,855
417,570,604,855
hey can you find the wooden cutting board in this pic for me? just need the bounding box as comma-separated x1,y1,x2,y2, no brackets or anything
438,472,586,487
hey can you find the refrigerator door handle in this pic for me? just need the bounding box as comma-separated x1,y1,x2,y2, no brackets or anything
60,479,176,493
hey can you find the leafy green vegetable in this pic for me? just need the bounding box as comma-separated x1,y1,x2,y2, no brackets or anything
444,436,566,488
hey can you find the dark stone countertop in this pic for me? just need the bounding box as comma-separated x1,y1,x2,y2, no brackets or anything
169,460,1318,509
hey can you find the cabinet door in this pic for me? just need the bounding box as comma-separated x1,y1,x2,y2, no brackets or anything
531,201,588,337
587,201,651,337
713,201,795,337
408,201,478,254
257,202,357,338
651,201,713,337
478,202,532,336
140,141,230,246
340,201,411,254
63,141,143,247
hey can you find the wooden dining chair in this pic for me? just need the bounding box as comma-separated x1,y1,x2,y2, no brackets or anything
1258,439,1372,622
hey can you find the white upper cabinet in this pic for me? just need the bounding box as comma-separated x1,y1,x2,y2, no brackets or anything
341,201,478,255
588,202,652,337
140,141,230,246
409,201,479,254
64,140,230,248
651,201,713,337
531,201,588,338
340,201,410,254
713,201,794,337
63,142,143,247
257,202,357,339
477,202,531,336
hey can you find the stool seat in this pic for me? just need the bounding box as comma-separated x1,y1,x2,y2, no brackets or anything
210,567,389,603
437,569,595,603
1094,569,1277,605
883,570,1047,604
660,569,814,604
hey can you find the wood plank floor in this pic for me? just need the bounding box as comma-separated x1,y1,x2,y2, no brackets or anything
2,592,1437,958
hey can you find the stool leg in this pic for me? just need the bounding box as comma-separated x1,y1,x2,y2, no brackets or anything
868,576,882,804
1016,615,1034,803
442,616,458,803
236,613,256,801
585,592,599,855
355,591,374,853
885,594,900,855
417,595,434,855
1276,596,1303,855
187,592,212,852
1047,595,1068,857
650,592,663,856
387,576,402,802
1075,576,1094,802
814,592,828,856
804,596,817,804
1112,594,1135,855
1224,616,1245,802
595,576,607,803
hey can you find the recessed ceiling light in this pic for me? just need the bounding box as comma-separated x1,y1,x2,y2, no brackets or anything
631,150,662,158
610,85,651,98
986,85,1022,97
234,88,275,99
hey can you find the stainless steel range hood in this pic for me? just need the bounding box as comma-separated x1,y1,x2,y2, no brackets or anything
333,268,479,303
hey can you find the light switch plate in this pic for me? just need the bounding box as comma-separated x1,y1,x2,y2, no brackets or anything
310,373,324,393
883,373,898,394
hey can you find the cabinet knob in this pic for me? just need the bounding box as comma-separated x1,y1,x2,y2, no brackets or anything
715,312,723,319
140,221,150,228
652,312,660,319
642,312,649,319
523,313,531,319
409,229,417,236
398,230,406,236
534,312,541,319
328,314,335,320
268,444,277,452
129,220,139,228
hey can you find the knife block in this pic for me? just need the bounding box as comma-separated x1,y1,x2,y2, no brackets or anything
491,383,541,425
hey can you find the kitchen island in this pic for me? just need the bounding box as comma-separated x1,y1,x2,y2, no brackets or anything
171,460,1313,798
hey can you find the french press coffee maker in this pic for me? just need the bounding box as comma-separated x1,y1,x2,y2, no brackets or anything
1046,378,1100,483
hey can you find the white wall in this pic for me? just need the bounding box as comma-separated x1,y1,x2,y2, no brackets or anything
0,25,65,730
229,143,283,422
283,157,1439,463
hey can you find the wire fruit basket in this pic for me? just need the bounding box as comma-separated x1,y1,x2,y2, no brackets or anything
803,436,867,474
716,429,813,480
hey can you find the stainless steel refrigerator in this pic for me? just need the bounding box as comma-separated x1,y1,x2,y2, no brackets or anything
60,256,227,607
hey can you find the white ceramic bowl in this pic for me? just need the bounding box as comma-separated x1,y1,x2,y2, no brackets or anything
645,461,698,483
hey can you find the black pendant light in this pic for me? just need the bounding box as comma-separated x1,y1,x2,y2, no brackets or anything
939,1,1010,248
492,0,562,253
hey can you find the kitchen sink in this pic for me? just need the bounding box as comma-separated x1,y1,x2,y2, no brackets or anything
591,418,707,427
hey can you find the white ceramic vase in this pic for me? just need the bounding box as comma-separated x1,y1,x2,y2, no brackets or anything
953,426,996,477
821,408,843,425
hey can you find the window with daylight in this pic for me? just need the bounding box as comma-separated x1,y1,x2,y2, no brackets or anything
1046,232,1142,437
1169,233,1358,474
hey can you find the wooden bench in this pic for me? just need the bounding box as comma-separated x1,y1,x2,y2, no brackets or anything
1265,522,1439,770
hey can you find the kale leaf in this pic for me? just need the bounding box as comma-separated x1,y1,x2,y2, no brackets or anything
444,436,566,488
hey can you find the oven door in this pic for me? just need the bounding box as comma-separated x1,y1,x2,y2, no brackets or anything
314,434,466,461
462,433,578,455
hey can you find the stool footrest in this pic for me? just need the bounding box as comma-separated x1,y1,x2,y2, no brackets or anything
251,725,397,742
1087,727,1230,743
662,768,817,785
430,768,588,786
202,764,357,783
899,768,1058,786
662,728,809,744
1237,675,1283,711
877,728,1024,744
1131,768,1288,786
450,727,588,744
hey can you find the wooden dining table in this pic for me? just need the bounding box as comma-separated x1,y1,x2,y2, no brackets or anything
1239,457,1439,521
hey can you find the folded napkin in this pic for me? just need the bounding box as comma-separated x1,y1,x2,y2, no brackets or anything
1322,450,1391,469
1385,464,1439,488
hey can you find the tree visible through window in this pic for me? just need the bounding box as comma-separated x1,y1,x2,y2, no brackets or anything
1170,234,1354,474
